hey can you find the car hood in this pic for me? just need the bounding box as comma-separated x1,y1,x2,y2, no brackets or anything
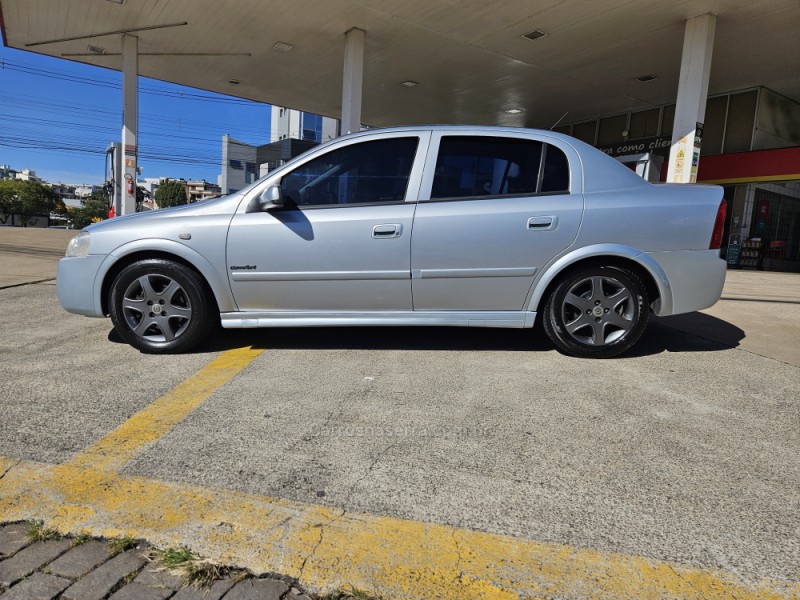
84,193,243,233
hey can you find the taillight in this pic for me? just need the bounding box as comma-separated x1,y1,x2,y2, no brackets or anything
710,199,727,250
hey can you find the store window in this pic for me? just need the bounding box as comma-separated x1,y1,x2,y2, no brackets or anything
727,180,800,272
597,114,628,146
702,96,728,156
752,183,800,267
660,104,676,138
628,108,660,140
572,121,597,145
724,90,758,153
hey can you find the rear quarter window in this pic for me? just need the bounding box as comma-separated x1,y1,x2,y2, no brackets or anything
541,145,570,193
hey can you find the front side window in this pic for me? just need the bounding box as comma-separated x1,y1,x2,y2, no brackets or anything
431,136,570,199
281,137,418,207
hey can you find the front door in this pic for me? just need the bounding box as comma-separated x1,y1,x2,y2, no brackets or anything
227,133,429,311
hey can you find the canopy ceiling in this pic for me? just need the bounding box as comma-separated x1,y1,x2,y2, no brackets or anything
2,0,799,127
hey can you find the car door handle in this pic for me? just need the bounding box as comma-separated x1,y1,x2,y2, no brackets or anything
527,216,558,231
372,224,402,239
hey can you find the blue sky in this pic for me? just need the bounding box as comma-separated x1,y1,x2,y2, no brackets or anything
0,43,272,185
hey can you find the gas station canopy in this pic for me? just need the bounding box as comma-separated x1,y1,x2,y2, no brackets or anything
2,0,799,128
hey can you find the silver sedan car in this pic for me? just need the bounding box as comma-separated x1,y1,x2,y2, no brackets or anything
57,126,727,358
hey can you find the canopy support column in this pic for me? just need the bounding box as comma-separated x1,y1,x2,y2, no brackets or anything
667,13,716,183
341,27,365,136
121,33,138,214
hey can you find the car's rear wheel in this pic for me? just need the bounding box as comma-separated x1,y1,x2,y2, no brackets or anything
109,259,215,353
542,266,649,358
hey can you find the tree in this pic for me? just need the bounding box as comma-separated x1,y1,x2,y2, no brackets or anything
155,180,188,208
0,179,64,226
67,192,111,229
136,185,150,212
0,180,21,224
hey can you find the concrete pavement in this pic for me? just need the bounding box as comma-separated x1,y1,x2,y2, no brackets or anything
0,226,74,288
0,227,798,598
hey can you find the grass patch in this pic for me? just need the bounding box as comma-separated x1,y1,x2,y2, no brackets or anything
319,585,386,600
71,532,91,546
122,570,139,585
26,521,60,542
109,535,137,555
150,546,242,589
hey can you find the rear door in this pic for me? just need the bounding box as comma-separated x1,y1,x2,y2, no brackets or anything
410,132,583,311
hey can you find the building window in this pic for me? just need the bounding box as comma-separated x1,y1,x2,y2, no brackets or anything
301,113,323,143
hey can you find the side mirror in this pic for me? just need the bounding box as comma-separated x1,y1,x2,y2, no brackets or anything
258,185,285,211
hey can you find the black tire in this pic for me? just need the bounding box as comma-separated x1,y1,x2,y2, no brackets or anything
108,259,216,353
542,266,649,359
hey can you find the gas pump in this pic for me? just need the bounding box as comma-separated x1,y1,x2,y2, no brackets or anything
106,142,122,217
106,142,144,216
613,152,664,183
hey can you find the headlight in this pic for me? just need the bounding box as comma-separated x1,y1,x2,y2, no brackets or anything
65,232,91,257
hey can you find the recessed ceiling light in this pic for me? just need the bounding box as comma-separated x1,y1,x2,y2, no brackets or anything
636,74,658,82
228,79,241,85
400,80,420,87
87,44,106,54
522,30,547,41
505,108,524,114
272,42,294,52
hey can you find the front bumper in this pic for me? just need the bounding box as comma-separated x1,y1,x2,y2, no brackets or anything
56,255,107,317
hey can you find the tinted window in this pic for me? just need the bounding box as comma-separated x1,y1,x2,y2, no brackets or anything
541,145,570,193
432,137,542,199
281,137,418,207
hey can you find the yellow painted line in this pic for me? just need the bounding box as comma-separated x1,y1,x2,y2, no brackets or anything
0,456,797,599
699,174,800,185
66,346,263,472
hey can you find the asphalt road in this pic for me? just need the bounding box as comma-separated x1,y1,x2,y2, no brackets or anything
0,228,798,597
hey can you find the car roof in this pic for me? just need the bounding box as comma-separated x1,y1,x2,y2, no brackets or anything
340,125,649,193
346,124,575,142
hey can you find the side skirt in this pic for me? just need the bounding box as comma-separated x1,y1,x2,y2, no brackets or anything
220,310,537,329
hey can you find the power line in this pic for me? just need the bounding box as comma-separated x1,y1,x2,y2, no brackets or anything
0,57,265,106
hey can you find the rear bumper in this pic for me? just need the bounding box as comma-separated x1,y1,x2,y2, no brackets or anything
646,249,726,316
56,255,106,317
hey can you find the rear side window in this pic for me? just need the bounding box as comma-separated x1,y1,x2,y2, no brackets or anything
281,137,418,207
432,137,541,199
431,136,570,199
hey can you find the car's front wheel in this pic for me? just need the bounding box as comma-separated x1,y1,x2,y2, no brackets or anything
542,266,649,358
109,259,215,353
